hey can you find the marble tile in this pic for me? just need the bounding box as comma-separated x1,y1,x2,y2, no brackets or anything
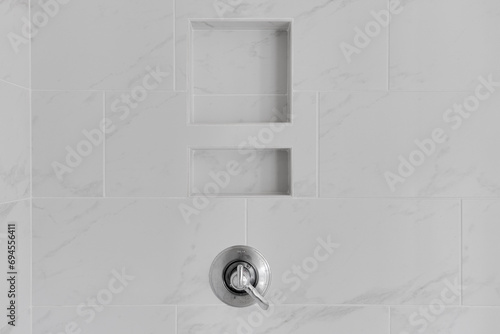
0,82,30,203
32,91,104,197
106,92,316,197
391,306,500,334
31,0,174,90
320,90,500,197
32,198,245,306
33,306,175,334
248,198,460,305
0,200,31,334
292,0,389,91
463,200,500,306
105,92,187,197
0,0,29,87
390,0,500,90
176,0,388,91
178,305,388,334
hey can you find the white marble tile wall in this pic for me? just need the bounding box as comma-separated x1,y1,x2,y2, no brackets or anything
0,82,30,203
462,200,500,306
0,0,29,88
0,0,498,332
390,0,500,91
33,306,176,334
32,91,104,197
30,0,174,90
178,305,389,334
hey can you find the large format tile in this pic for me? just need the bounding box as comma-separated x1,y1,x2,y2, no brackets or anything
0,82,30,203
391,306,500,334
32,91,104,197
32,198,245,306
178,305,388,334
320,90,500,197
248,198,460,305
31,0,174,90
176,0,388,91
33,306,175,334
0,200,31,334
105,92,187,197
390,0,500,90
463,200,500,306
0,0,29,87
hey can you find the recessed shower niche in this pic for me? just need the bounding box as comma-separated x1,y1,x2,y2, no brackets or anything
191,148,291,196
188,19,292,124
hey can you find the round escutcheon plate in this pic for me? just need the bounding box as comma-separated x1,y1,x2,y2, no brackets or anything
209,245,271,308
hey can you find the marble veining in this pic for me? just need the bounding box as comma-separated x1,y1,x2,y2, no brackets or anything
1,0,498,332
248,198,460,305
0,82,30,203
462,200,500,306
32,91,104,197
178,305,388,334
32,198,245,306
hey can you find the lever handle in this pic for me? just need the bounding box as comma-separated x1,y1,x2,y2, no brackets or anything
236,264,270,310
244,283,270,310
237,264,245,287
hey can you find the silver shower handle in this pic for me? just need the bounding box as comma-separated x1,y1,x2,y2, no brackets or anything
236,264,270,310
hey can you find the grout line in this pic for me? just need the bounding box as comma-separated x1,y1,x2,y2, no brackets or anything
29,0,33,331
29,200,33,331
388,306,391,334
192,93,289,96
460,198,463,306
387,0,391,92
102,92,106,197
189,20,194,125
190,29,291,32
173,0,176,91
316,92,320,198
291,89,480,93
25,88,481,93
29,303,500,308
29,89,179,92
28,196,500,200
245,199,248,245
175,305,178,334
189,17,292,21
32,304,190,308
187,147,191,196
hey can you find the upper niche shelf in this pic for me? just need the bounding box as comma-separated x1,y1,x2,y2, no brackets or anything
189,19,292,124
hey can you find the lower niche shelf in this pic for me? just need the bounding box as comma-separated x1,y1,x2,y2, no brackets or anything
191,148,291,196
